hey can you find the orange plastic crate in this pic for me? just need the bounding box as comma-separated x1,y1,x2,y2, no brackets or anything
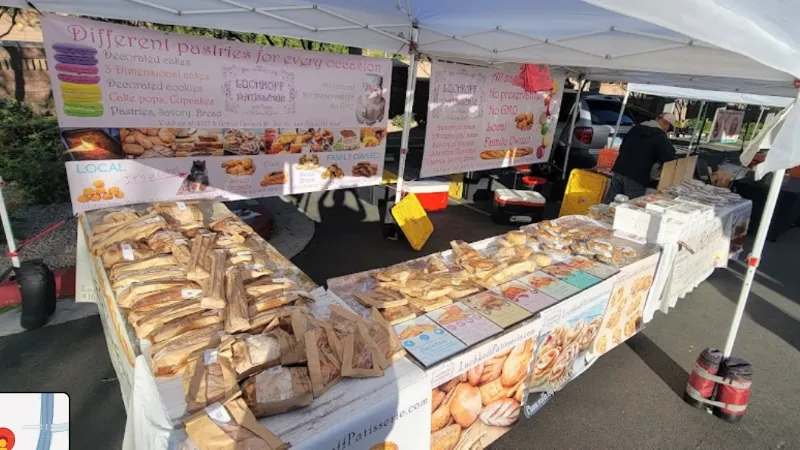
597,148,619,171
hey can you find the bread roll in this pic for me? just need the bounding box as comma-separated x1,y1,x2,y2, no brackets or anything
450,383,481,428
479,398,520,427
505,231,527,245
500,342,532,387
431,400,450,432
532,252,552,267
479,378,506,405
431,424,461,450
467,364,483,386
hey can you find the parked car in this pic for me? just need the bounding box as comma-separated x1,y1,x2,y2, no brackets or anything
551,91,655,170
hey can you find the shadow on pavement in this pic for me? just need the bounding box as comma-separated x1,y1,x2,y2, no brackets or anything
625,333,689,398
707,269,800,352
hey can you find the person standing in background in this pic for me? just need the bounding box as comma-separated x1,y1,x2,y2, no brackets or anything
604,113,678,202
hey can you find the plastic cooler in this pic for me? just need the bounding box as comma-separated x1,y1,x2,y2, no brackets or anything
492,188,546,225
402,178,451,211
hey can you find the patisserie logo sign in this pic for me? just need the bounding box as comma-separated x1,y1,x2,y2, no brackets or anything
63,23,385,73
0,427,15,450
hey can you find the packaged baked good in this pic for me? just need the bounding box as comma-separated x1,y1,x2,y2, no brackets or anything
305,323,342,397
152,201,204,225
230,333,281,380
201,250,227,310
210,216,254,237
147,230,188,255
101,208,139,224
184,392,288,450
541,243,573,258
587,239,613,254
353,290,408,309
101,241,154,269
129,300,203,339
369,307,406,367
150,310,224,344
247,304,309,333
340,323,385,378
379,304,417,324
150,325,223,377
248,292,306,316
224,268,250,333
92,215,167,255
117,280,201,309
110,255,178,281
111,266,187,292
183,342,238,414
187,233,216,280
245,278,297,298
240,366,313,417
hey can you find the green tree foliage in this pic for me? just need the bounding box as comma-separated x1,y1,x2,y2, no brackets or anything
0,99,69,204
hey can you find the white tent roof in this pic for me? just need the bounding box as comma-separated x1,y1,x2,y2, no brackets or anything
627,83,793,108
6,0,797,97
7,0,800,171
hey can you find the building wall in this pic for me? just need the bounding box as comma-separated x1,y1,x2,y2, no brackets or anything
0,45,53,113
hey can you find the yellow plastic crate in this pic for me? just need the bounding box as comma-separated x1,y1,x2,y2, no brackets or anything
392,193,434,251
448,174,464,200
381,169,398,185
559,169,608,217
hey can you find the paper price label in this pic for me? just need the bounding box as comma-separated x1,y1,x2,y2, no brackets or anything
120,243,134,261
182,288,203,299
205,403,232,424
204,349,218,366
176,201,187,210
268,365,283,374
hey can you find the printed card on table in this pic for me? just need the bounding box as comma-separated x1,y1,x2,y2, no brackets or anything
461,291,532,328
393,315,466,367
494,280,561,315
426,302,503,346
522,271,581,300
563,256,619,280
541,263,602,289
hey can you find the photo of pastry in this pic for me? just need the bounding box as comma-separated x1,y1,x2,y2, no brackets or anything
436,305,471,325
296,154,320,170
223,128,262,155
260,171,287,186
321,164,345,180
429,339,536,450
526,274,556,289
221,158,255,175
53,42,102,118
397,323,437,340
334,129,361,151
75,179,124,203
514,112,534,130
352,161,378,177
479,147,533,160
119,128,225,158
360,127,386,148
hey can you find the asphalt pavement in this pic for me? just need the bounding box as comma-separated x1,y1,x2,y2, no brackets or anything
1,198,799,449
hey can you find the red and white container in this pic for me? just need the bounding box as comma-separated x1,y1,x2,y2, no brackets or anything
402,178,451,212
492,188,546,225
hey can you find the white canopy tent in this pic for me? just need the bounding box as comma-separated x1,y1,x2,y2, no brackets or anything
627,83,793,108
0,0,796,401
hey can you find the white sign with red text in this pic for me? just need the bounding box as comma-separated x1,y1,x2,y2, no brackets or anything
421,61,563,177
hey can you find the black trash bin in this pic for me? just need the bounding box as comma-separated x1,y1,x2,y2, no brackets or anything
16,261,56,330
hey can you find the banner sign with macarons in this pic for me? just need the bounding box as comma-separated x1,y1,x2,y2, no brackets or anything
40,14,392,213
420,61,565,178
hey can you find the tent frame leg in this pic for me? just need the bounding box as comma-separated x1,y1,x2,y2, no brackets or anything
610,89,629,146
723,168,785,357
562,76,586,180
394,28,419,204
687,100,706,155
0,177,20,268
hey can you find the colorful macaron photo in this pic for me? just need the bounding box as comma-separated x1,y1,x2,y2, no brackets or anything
52,42,103,117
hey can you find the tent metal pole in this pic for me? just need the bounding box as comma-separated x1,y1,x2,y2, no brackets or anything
394,28,419,204
562,76,586,179
722,168,785,357
690,102,709,155
687,100,706,154
0,177,20,268
610,89,629,146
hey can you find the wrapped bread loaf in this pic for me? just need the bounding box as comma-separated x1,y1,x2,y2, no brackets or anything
147,230,188,255
129,300,204,339
224,268,250,333
102,208,139,224
183,342,238,414
240,366,313,418
341,323,385,378
187,233,216,280
152,201,203,225
112,266,187,292
202,250,227,310
248,292,305,316
230,332,281,379
110,255,178,281
118,280,201,309
101,241,154,269
184,392,289,450
245,278,296,298
150,325,223,377
209,216,254,237
92,215,166,255
305,323,342,398
150,310,224,344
